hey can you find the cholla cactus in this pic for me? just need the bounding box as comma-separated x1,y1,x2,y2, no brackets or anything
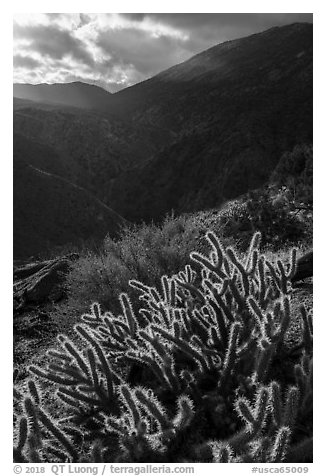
14,231,312,463
14,379,79,463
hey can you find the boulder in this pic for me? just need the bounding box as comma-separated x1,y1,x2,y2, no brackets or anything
13,254,78,310
291,250,313,283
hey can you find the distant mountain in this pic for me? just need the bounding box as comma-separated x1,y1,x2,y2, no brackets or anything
13,81,113,112
107,23,312,220
14,134,128,259
14,97,39,110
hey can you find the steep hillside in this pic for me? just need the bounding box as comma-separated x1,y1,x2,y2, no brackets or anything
13,106,166,202
111,23,312,130
13,81,113,112
14,134,128,259
108,23,312,220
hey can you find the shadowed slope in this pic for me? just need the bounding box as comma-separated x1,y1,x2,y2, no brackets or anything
14,134,128,259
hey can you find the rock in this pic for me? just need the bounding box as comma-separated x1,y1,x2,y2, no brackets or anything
14,260,55,281
291,251,313,283
13,254,78,309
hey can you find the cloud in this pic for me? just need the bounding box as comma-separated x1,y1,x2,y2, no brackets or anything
97,26,189,75
78,14,93,28
13,13,313,92
120,13,147,22
13,54,42,69
121,13,312,33
14,22,95,65
118,13,313,52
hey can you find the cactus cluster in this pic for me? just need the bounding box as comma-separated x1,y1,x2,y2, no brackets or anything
14,231,313,463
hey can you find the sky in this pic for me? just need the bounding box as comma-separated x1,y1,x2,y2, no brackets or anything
13,13,312,92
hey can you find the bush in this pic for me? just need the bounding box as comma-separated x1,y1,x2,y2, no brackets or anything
57,194,311,330
60,215,205,318
270,144,313,206
14,232,312,463
212,188,309,250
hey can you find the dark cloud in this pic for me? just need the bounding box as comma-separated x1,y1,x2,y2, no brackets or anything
97,27,188,76
121,13,147,22
121,13,312,32
13,54,42,69
14,22,94,65
120,13,312,49
45,14,63,19
78,14,92,28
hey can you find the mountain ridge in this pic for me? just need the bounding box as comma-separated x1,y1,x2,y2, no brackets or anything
13,81,113,111
108,22,312,123
14,23,311,106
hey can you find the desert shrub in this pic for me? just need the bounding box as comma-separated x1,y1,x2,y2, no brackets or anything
63,215,203,316
270,144,312,206
104,215,202,281
60,195,311,325
213,188,308,250
14,231,312,463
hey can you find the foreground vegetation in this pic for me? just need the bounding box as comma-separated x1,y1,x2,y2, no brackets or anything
14,229,312,463
49,183,311,325
14,168,313,463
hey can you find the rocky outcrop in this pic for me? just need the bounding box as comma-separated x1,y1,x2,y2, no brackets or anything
13,254,78,311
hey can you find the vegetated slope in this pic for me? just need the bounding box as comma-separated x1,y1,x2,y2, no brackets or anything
13,81,113,112
111,23,312,133
13,105,165,202
14,133,128,259
108,23,312,221
14,97,41,110
270,143,313,206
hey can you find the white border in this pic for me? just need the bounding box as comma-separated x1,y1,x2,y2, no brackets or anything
3,3,323,474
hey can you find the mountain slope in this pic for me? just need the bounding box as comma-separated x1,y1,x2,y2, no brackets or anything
13,104,166,203
111,23,312,129
14,134,128,259
13,81,113,112
108,23,312,221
